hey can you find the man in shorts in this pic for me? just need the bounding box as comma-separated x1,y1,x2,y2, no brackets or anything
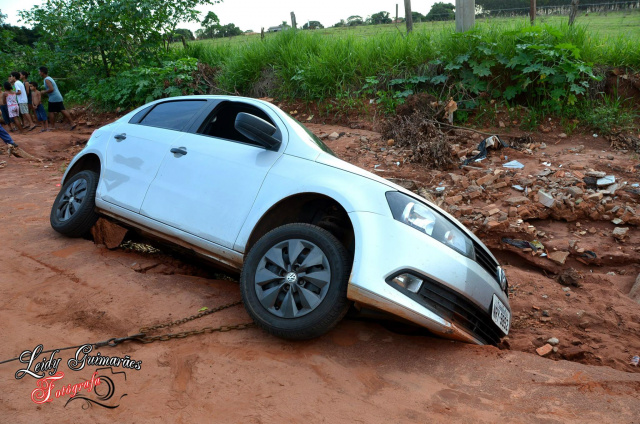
9,71,36,131
38,66,76,131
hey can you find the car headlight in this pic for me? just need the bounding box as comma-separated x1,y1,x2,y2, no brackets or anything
386,191,474,258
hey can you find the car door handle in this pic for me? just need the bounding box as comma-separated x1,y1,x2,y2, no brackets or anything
114,133,126,141
170,147,188,156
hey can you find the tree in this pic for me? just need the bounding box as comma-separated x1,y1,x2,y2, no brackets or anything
347,15,364,26
369,11,392,25
302,21,324,30
198,11,221,39
426,2,455,21
19,0,218,77
171,28,195,42
411,11,424,23
333,19,346,27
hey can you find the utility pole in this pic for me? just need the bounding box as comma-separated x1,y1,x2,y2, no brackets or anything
530,0,536,25
569,0,579,25
404,0,413,33
455,0,475,32
291,11,297,29
396,3,399,24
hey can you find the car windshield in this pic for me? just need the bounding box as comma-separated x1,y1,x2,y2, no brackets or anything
287,115,336,156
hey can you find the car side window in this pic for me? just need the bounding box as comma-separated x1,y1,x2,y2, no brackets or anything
197,101,280,147
137,100,207,131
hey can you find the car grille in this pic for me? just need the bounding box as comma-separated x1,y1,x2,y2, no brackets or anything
417,278,504,345
473,241,500,283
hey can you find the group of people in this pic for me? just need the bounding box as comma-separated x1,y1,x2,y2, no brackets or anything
0,67,76,148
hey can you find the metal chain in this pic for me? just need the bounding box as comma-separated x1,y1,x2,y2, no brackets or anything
0,300,254,365
134,300,254,345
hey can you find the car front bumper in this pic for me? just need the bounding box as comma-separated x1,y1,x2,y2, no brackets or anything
346,211,510,345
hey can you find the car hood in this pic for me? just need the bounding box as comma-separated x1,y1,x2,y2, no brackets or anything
314,152,499,263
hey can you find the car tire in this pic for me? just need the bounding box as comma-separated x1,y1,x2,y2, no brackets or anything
241,223,351,340
50,170,99,237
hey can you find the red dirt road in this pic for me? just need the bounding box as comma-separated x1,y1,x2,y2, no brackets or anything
1,127,639,423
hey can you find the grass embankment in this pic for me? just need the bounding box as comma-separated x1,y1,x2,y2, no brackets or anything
70,12,640,134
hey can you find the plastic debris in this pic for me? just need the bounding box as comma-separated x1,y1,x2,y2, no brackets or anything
502,238,544,252
436,187,445,192
503,160,524,169
631,356,639,367
462,135,508,166
596,175,615,186
593,134,598,138
542,161,551,167
512,185,524,191
632,183,639,188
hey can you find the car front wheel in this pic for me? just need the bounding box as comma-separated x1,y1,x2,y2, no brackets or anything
50,170,99,237
240,223,351,340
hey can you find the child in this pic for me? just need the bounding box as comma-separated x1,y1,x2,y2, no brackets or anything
0,84,18,132
30,82,49,132
2,82,24,134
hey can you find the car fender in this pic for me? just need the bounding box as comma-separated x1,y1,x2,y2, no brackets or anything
233,154,393,253
61,125,115,189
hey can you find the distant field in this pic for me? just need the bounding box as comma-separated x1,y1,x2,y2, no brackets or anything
190,10,640,47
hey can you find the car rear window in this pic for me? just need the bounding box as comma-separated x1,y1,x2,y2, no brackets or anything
138,100,206,131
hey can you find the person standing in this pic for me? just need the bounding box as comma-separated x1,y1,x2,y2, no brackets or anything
2,82,24,134
9,72,36,131
29,82,49,132
20,71,37,123
38,66,76,131
0,85,18,132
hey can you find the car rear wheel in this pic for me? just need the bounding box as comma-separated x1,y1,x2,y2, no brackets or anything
50,170,99,237
240,223,351,340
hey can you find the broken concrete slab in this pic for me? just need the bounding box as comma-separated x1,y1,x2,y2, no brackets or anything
548,251,570,265
505,196,530,206
596,175,615,186
538,190,555,208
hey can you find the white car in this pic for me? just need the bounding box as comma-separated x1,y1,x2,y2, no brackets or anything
51,96,511,343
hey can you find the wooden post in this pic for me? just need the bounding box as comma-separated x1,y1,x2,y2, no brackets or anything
291,11,297,29
455,0,475,32
530,0,536,25
569,0,579,25
404,0,413,33
261,27,264,40
396,3,399,24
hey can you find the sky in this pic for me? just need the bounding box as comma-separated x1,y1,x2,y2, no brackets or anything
0,0,453,33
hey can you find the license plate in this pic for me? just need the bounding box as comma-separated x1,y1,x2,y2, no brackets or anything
491,294,510,335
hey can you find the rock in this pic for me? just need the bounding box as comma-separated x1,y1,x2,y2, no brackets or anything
476,174,498,186
387,139,395,146
548,251,570,265
91,218,128,249
445,195,463,206
547,337,559,346
508,207,517,217
566,187,583,197
542,310,550,317
612,227,629,240
328,132,340,140
505,196,530,206
536,344,553,356
629,274,640,304
596,175,615,186
498,121,505,128
562,347,588,361
586,192,603,201
487,208,500,216
552,347,559,353
611,218,624,225
586,170,606,178
538,190,555,208
558,133,567,139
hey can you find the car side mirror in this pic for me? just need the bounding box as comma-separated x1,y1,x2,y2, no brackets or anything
235,112,282,150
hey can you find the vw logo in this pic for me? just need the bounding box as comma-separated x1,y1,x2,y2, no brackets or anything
285,272,298,284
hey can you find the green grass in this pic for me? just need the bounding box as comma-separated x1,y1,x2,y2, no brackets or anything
190,10,640,47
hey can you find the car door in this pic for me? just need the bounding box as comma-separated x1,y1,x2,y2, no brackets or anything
139,100,287,249
99,99,208,213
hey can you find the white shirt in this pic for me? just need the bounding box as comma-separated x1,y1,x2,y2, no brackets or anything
14,80,28,104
